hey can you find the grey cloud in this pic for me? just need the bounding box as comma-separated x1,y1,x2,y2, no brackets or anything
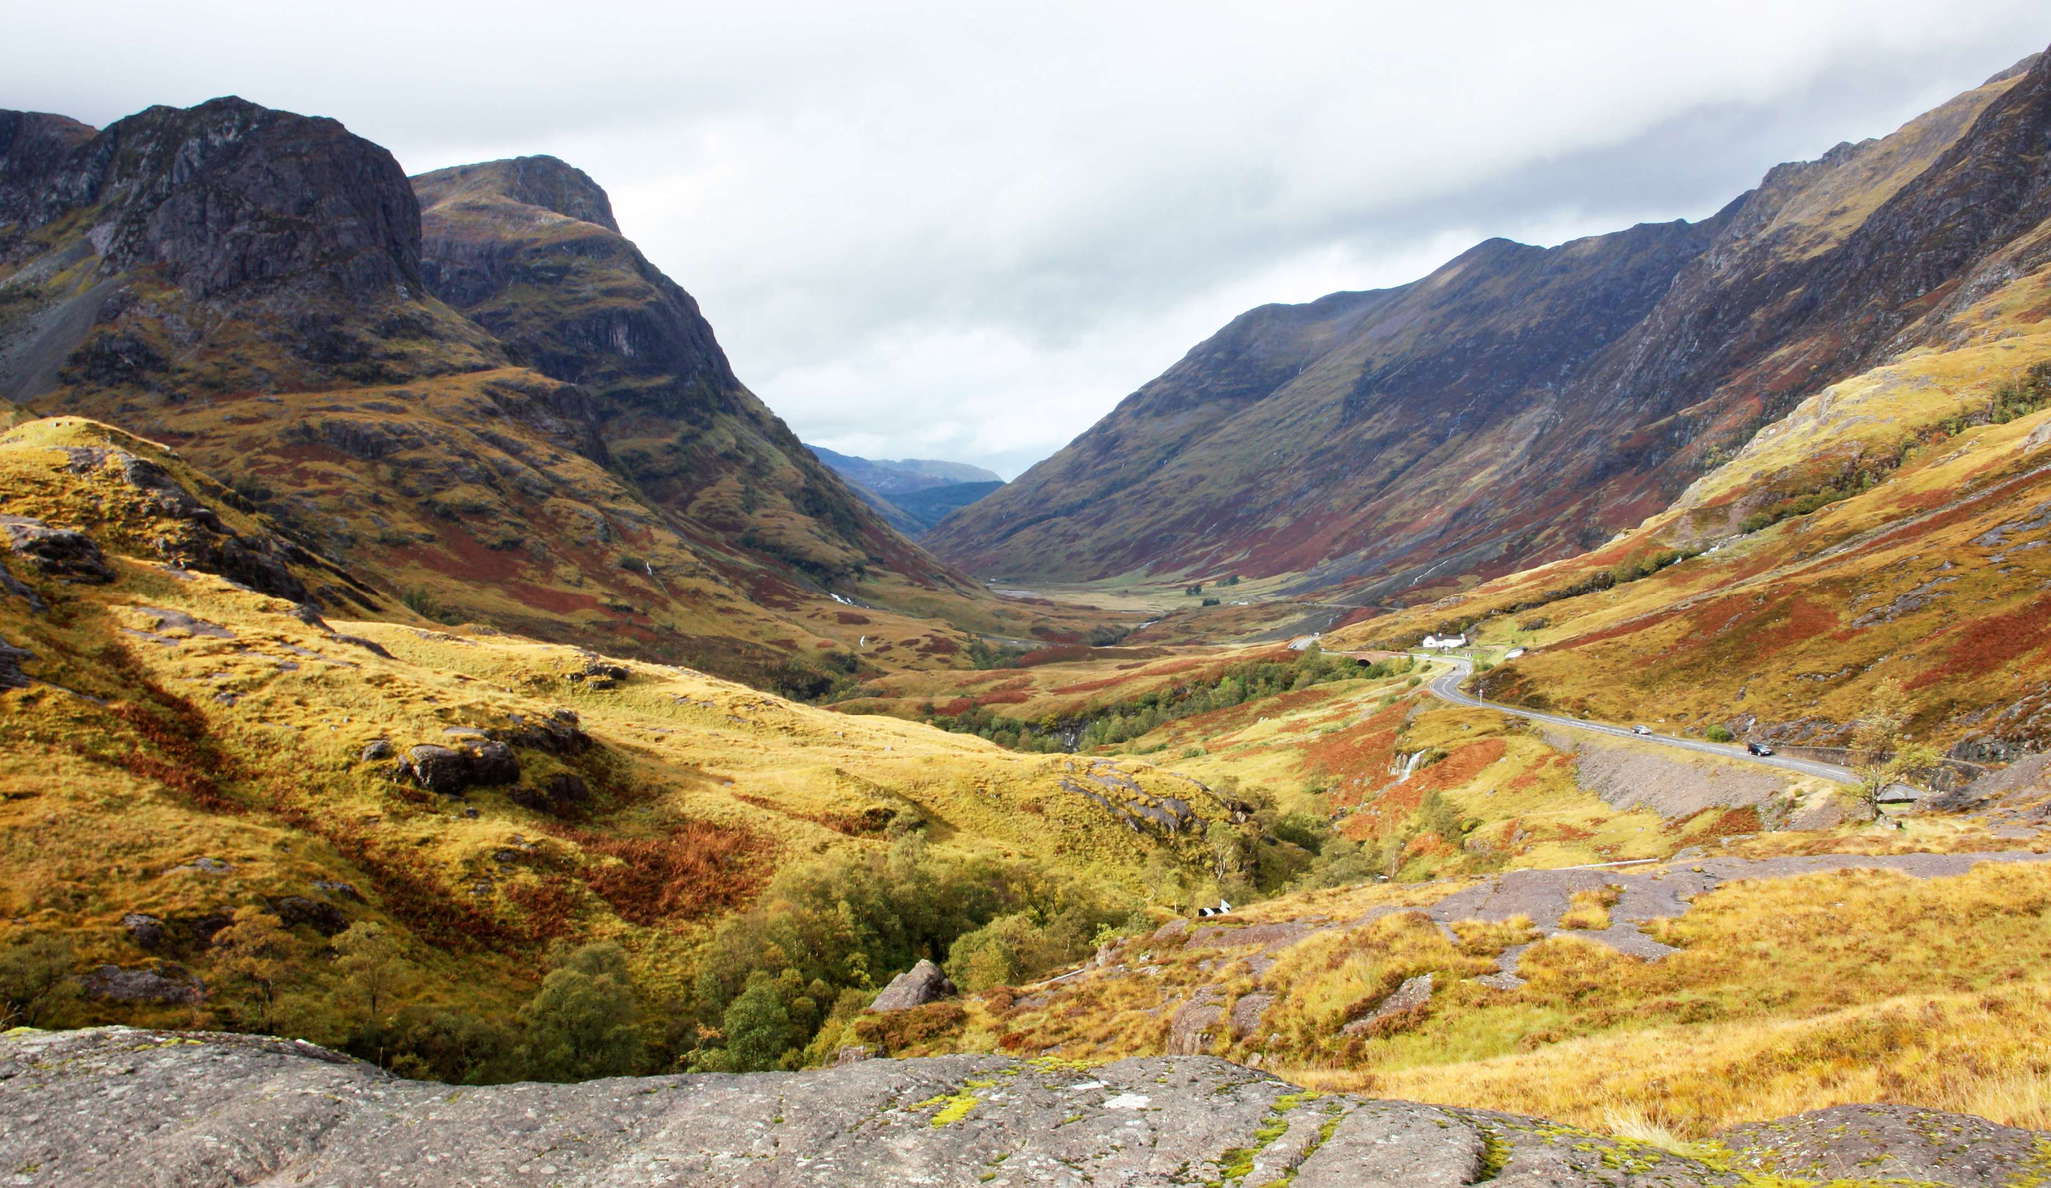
7,3,2048,474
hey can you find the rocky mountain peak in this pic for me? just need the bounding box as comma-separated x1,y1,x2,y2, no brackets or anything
0,96,422,302
410,154,619,232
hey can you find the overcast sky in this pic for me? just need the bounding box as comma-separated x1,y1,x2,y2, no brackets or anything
14,3,2050,476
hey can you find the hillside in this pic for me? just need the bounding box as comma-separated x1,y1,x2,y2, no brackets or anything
0,99,1081,695
808,443,1005,534
929,50,2051,605
1330,336,2051,759
0,417,1241,1077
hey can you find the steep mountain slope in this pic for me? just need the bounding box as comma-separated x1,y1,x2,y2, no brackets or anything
930,51,2047,601
808,443,1005,534
0,98,1072,690
411,158,960,589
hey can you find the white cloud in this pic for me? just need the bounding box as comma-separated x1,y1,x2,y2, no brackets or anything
9,1,2047,473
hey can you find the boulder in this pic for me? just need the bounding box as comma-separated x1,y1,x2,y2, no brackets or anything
359,739,394,762
312,879,365,903
119,913,166,951
403,744,471,795
870,959,956,1012
509,772,592,818
1166,989,1224,1055
402,740,520,796
266,895,350,937
1,517,113,583
79,965,202,1005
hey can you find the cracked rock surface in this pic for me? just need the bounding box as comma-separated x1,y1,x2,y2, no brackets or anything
5,1027,2048,1186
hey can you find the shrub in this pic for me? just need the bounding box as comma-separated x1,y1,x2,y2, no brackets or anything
1705,725,1734,743
516,942,646,1081
0,934,78,1028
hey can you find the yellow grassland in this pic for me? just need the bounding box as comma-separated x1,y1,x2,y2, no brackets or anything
0,428,1239,1024
896,860,2051,1136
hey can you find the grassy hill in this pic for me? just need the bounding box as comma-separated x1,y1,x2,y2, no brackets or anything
0,417,1241,1079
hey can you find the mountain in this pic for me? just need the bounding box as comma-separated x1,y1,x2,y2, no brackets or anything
928,51,2050,602
0,98,1075,692
806,445,1001,495
807,444,1005,534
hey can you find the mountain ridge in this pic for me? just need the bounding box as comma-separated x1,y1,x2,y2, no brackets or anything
927,49,2051,602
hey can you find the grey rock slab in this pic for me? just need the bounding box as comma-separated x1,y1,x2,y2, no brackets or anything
1718,1103,2051,1187
2,1028,2044,1186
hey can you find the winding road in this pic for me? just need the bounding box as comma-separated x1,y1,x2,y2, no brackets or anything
1408,654,1860,786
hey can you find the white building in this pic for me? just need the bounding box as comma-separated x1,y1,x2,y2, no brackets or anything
1421,633,1468,650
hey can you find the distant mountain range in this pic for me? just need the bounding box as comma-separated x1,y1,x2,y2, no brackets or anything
806,444,1004,535
929,51,2051,605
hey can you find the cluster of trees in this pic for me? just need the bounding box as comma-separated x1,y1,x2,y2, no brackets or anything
1939,360,2051,436
923,649,1406,753
683,835,1131,1071
0,833,1144,1085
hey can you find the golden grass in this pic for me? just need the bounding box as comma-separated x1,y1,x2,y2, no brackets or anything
916,859,2051,1137
0,431,1244,1033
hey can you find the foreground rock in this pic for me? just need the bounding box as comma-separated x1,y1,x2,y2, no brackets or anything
870,957,956,1011
4,1028,2047,1187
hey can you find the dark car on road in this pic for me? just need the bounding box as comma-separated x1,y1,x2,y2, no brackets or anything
1747,741,1775,756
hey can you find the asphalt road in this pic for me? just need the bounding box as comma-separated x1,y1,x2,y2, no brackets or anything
1409,654,1859,786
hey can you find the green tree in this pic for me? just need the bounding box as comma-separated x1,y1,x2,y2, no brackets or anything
388,1005,512,1083
1851,679,1940,816
212,907,306,1032
720,974,801,1071
518,941,645,1081
0,933,77,1028
333,922,406,1023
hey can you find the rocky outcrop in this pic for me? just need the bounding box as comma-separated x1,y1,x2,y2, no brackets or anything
870,958,956,1011
76,967,202,1006
3,1027,2044,1187
0,96,420,303
2,515,112,582
0,633,30,689
400,740,519,797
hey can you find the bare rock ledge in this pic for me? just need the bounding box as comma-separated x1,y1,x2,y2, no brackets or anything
3,1027,2047,1186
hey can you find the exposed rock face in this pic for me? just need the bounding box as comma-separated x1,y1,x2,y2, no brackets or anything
870,958,956,1011
3,1028,2043,1187
0,96,419,302
0,633,30,689
76,967,202,1005
2,515,113,582
930,49,2051,599
1340,972,1434,1036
